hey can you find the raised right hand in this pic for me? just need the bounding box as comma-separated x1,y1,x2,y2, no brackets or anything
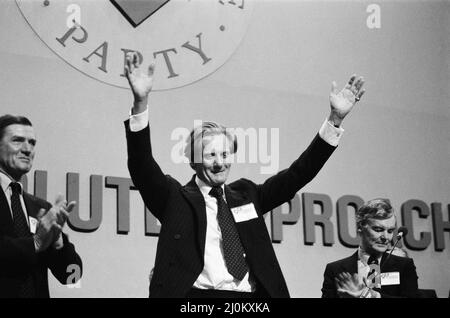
124,52,156,113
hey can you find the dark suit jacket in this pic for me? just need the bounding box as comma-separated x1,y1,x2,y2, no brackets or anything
321,251,419,298
125,121,336,298
0,189,82,298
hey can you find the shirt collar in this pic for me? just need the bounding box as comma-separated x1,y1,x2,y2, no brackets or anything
358,247,382,266
0,171,23,194
195,175,225,198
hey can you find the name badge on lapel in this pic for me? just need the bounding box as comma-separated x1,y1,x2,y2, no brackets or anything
380,272,400,286
230,203,258,223
29,216,38,234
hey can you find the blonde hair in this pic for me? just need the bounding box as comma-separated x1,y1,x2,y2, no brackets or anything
184,121,237,164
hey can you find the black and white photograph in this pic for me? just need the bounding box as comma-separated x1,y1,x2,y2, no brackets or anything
0,0,448,303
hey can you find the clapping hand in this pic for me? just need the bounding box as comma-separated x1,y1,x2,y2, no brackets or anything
53,194,76,228
33,195,76,252
335,272,366,298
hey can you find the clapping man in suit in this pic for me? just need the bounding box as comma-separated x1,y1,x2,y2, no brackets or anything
124,52,365,297
321,199,419,298
0,115,82,298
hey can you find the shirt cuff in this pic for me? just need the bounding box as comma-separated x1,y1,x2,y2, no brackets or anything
318,118,344,147
129,106,149,132
371,290,382,298
360,287,371,298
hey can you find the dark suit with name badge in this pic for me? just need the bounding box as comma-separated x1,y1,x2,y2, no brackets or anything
321,251,419,298
0,190,82,298
125,121,336,297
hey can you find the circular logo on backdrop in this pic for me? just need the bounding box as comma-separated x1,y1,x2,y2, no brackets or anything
16,0,254,90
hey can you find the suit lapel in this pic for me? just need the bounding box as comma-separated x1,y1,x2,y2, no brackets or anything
0,189,40,235
181,177,253,257
341,251,359,274
181,175,207,257
224,185,250,210
0,188,13,235
379,252,402,294
380,252,397,272
23,192,40,219
224,185,255,253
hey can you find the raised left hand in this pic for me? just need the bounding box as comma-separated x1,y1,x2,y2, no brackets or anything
329,74,365,126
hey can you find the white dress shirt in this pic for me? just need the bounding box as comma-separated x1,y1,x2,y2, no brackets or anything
357,247,382,280
192,176,255,291
357,247,382,298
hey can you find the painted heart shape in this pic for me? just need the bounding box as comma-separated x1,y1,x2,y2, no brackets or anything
110,0,171,27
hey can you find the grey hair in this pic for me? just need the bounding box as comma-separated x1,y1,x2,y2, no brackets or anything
356,198,395,229
0,114,32,140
